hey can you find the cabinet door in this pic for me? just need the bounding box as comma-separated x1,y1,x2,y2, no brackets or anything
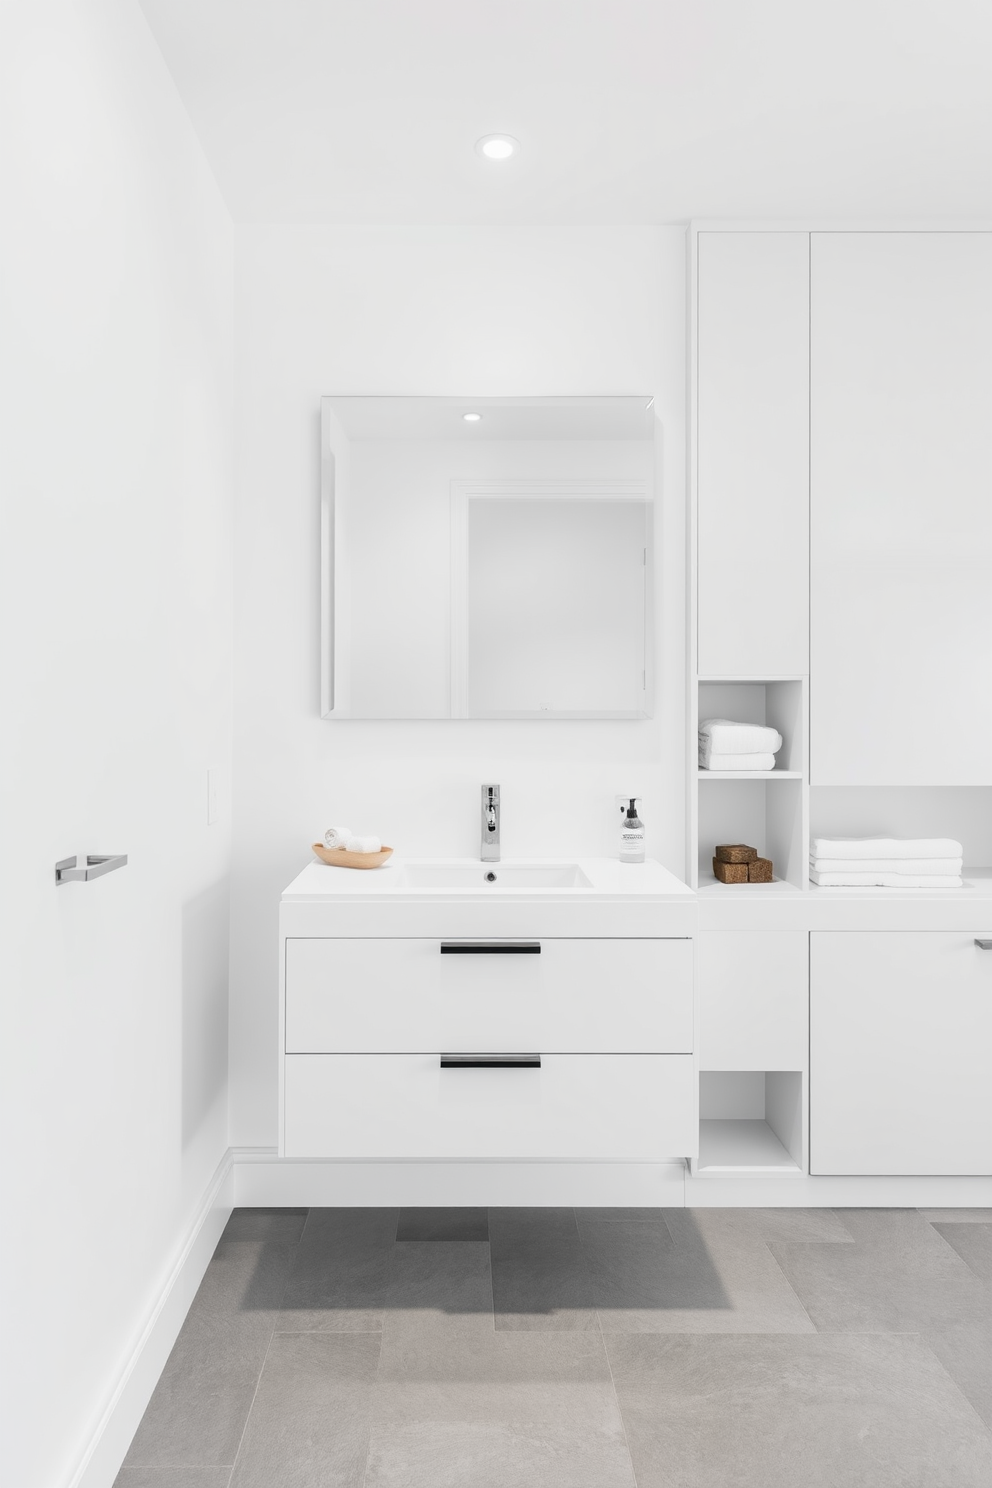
810,232,992,785
696,231,809,676
810,932,992,1174
698,931,808,1070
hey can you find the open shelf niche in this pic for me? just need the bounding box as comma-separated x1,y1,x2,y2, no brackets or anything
696,1071,804,1173
693,678,809,889
809,786,992,889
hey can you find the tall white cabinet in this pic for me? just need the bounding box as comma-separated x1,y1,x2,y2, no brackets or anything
810,232,992,787
689,224,992,1196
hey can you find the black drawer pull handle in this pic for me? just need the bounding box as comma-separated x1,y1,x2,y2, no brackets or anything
440,941,540,954
976,939,992,950
440,1053,541,1068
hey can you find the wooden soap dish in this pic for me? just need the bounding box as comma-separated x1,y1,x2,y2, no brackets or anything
311,843,394,870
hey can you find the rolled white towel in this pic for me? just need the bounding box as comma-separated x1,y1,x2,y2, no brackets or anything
700,752,778,772
810,856,963,876
323,825,353,849
811,837,963,860
699,719,783,758
810,869,962,888
344,834,381,854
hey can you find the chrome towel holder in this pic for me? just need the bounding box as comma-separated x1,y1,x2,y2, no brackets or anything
55,854,127,886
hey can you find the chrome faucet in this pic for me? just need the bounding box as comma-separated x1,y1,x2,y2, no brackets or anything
481,783,500,862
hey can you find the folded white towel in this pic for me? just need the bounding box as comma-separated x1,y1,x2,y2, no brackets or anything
324,825,353,849
810,869,962,888
810,857,963,876
344,834,381,854
700,752,778,772
699,719,783,757
810,837,963,860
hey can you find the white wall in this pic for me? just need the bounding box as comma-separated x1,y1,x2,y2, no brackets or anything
0,4,234,1485
231,225,686,1142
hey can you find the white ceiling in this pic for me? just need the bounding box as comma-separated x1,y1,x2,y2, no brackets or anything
137,0,992,224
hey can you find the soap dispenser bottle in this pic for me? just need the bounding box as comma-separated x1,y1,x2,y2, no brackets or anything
619,797,645,863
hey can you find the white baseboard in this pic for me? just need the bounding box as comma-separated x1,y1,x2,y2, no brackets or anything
685,1169,992,1206
231,1148,687,1207
68,1148,234,1488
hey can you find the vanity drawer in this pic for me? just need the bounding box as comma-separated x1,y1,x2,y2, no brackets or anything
283,1053,695,1160
285,937,693,1053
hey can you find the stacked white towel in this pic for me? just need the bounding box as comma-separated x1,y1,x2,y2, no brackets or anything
698,719,783,772
809,837,963,888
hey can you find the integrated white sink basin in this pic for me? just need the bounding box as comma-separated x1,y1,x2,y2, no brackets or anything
282,855,696,938
396,861,593,889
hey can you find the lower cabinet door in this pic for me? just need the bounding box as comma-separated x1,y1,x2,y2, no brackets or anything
810,932,992,1175
283,1053,695,1161
697,930,808,1069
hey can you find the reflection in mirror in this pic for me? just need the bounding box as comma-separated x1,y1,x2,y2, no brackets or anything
320,396,656,720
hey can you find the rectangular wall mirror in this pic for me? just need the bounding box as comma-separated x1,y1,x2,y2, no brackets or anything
321,395,657,719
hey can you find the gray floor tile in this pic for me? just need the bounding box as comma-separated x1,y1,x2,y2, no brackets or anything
578,1218,814,1333
924,1294,992,1430
606,1332,992,1487
277,1208,398,1332
667,1207,854,1246
300,1207,400,1244
920,1208,992,1223
367,1330,635,1488
382,1241,493,1333
123,1242,296,1468
228,1332,379,1488
932,1222,992,1279
396,1207,488,1240
490,1210,598,1331
114,1471,232,1488
770,1209,984,1334
222,1208,308,1243
574,1207,668,1225
490,1206,579,1230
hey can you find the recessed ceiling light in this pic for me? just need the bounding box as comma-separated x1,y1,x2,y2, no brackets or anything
462,412,482,422
475,134,519,162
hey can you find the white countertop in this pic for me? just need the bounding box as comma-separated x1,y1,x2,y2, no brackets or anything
282,856,693,901
280,856,696,939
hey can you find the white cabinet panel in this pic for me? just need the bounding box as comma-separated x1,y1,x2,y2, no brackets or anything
698,931,808,1069
286,937,693,1054
696,232,809,676
284,1053,695,1160
810,232,992,785
810,932,992,1175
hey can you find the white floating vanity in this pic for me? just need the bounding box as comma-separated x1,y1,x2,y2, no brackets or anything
279,858,696,1195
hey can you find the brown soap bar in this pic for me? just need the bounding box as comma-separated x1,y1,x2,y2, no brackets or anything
715,844,758,864
748,857,773,883
713,858,749,883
